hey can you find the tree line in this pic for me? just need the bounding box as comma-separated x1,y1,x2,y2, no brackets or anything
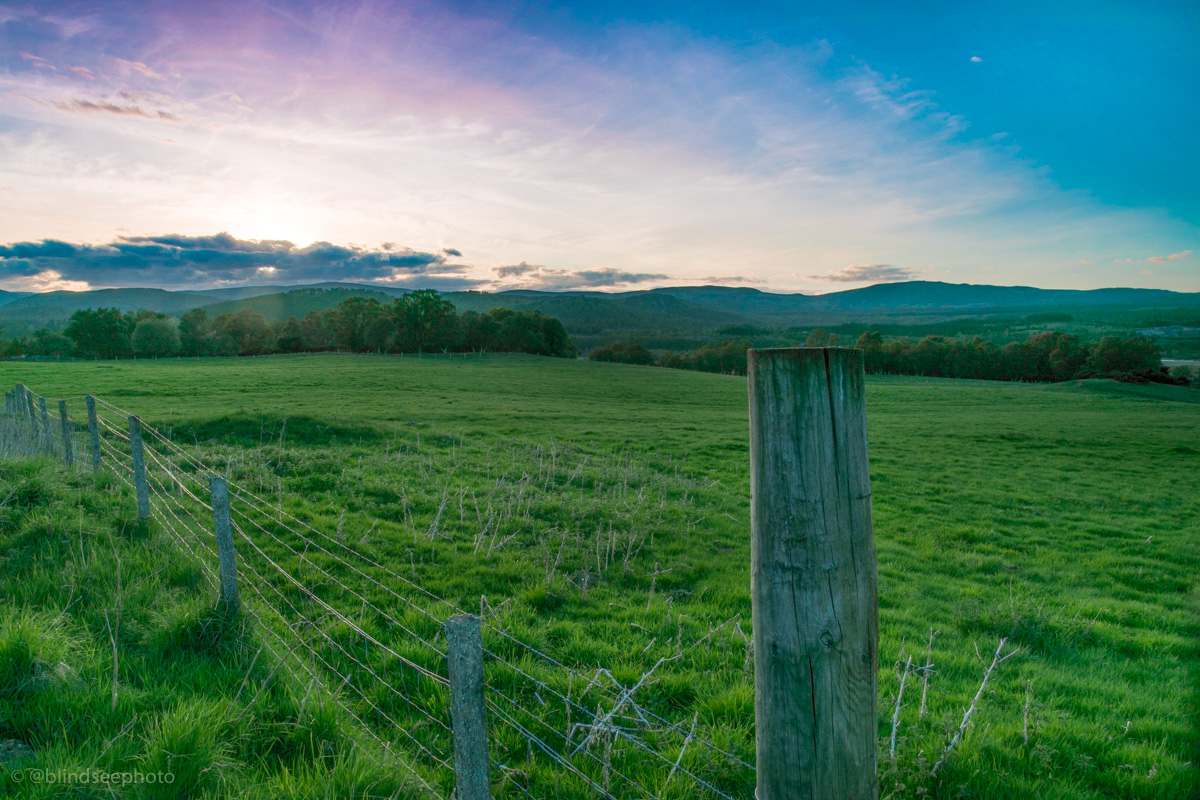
589,330,1191,385
1,290,577,360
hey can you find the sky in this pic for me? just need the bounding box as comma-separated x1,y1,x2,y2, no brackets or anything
0,0,1196,294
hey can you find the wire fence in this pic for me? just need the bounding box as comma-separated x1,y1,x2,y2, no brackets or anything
1,383,755,799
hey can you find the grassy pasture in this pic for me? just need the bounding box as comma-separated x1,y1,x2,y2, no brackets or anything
1,353,1197,799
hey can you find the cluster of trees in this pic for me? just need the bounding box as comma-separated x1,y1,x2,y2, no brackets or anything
2,290,577,360
852,330,1168,382
589,330,1186,385
590,339,752,375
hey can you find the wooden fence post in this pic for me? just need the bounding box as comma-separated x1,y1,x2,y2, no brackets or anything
58,400,73,467
208,476,240,613
25,389,38,444
38,397,50,450
747,347,879,800
127,416,151,519
86,396,102,471
445,614,493,800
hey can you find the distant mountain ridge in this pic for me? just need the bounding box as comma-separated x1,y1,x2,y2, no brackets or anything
0,280,1196,339
0,287,212,312
492,281,1200,313
0,289,34,308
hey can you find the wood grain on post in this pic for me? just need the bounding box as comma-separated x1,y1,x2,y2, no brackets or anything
747,347,879,800
25,389,38,446
58,400,73,467
127,416,151,519
86,396,102,470
23,386,35,426
445,613,493,800
208,476,240,613
38,396,50,448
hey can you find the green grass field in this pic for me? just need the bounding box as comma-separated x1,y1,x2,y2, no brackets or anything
1,353,1197,799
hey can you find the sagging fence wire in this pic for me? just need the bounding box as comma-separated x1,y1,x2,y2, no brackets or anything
3,384,755,799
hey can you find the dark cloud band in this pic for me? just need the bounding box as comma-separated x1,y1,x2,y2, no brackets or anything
491,263,667,289
0,232,472,289
807,264,913,283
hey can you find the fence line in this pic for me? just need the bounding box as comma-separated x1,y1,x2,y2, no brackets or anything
3,384,757,799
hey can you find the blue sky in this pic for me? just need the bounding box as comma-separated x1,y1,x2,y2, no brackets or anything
0,0,1195,292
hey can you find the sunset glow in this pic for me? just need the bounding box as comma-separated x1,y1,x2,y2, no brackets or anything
1,1,1195,292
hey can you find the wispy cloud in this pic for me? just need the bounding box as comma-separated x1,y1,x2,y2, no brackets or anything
493,262,541,279
52,99,178,121
491,264,667,290
112,57,167,80
19,52,56,70
808,264,914,283
696,275,766,284
1146,249,1192,263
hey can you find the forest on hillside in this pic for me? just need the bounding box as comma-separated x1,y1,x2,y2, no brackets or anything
590,329,1193,386
0,290,577,360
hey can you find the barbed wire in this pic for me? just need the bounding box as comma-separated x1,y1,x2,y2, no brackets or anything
231,531,455,775
115,424,452,796
9,388,757,799
232,555,447,799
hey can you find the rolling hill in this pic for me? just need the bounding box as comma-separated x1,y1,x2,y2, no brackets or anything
0,288,212,336
195,286,400,320
1,280,1197,347
800,281,1200,311
0,287,211,313
198,287,751,343
0,289,31,309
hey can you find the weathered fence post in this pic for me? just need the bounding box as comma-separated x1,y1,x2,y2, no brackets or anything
38,397,50,450
25,389,38,447
128,416,151,519
445,614,493,800
208,476,240,613
86,396,102,471
58,400,73,467
24,389,36,433
747,347,879,800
